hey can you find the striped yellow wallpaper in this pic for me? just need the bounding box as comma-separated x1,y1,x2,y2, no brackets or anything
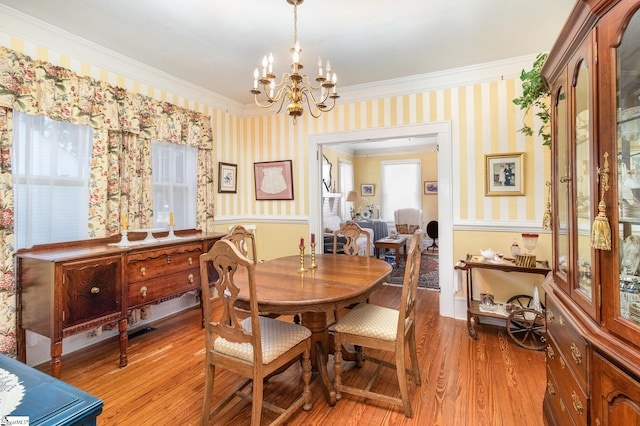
232,85,548,226
1,33,549,228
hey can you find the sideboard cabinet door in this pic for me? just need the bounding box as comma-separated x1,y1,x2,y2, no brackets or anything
62,256,122,330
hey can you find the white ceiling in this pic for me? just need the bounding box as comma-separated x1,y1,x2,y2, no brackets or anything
0,0,575,107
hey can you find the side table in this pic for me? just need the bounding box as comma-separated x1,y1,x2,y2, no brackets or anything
374,237,407,267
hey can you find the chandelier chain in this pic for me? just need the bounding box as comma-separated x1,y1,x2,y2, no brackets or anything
293,1,298,48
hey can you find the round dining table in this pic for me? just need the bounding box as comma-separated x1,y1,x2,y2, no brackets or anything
233,253,392,405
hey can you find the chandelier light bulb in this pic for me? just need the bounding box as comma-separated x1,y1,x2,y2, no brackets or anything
268,53,274,73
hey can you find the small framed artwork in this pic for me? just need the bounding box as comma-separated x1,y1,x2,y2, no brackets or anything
361,184,374,196
485,152,525,196
424,181,438,194
218,162,237,193
254,160,294,200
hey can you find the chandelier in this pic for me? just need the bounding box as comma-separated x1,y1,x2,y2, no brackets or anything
250,0,339,124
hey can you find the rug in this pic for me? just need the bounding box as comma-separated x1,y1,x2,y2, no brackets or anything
386,250,439,290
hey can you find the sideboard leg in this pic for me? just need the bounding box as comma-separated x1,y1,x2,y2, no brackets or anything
119,318,128,367
50,340,62,378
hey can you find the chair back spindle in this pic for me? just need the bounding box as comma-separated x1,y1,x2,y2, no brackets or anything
223,225,258,264
333,221,371,256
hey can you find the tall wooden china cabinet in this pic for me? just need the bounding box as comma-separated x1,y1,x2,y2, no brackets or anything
542,0,640,424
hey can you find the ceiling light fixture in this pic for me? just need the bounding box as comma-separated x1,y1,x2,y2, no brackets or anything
250,0,339,124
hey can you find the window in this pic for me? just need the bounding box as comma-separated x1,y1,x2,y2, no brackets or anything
151,140,197,229
381,160,421,221
338,159,354,221
12,111,93,249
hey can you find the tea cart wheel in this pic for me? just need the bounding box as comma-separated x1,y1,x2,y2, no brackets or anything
506,308,546,350
506,294,545,311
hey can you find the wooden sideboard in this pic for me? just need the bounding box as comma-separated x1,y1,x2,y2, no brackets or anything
15,229,224,378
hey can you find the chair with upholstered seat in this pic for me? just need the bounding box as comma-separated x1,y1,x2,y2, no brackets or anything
333,221,372,257
199,239,313,425
332,230,422,418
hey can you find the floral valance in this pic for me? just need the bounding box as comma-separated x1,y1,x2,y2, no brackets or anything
0,46,212,149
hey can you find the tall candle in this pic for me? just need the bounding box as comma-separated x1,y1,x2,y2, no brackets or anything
121,214,127,231
311,233,315,244
300,237,304,247
169,212,174,227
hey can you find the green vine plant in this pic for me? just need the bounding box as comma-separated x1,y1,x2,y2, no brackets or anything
513,53,551,147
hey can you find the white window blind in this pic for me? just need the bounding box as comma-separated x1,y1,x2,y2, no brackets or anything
151,140,197,229
12,111,93,249
381,160,421,221
338,159,354,221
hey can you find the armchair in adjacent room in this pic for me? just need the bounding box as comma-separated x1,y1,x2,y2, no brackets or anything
393,208,423,245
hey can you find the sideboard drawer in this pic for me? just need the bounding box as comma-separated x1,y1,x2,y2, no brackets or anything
546,296,588,389
128,269,200,308
127,243,203,282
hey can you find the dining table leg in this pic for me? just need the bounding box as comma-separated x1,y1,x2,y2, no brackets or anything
300,311,337,406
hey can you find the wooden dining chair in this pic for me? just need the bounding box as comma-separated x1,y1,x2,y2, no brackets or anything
332,230,422,418
223,225,258,264
199,239,313,426
333,221,372,257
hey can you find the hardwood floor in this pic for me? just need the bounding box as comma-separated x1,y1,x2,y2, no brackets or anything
42,285,546,425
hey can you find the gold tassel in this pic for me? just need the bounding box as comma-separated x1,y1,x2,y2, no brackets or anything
542,181,552,230
591,152,612,250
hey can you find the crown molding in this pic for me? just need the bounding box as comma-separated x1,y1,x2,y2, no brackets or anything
337,54,541,103
0,4,244,116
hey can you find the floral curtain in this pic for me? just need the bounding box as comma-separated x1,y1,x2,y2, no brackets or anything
0,46,215,356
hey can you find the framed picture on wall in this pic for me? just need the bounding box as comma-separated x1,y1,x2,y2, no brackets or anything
485,152,524,196
254,160,294,200
361,184,374,196
424,181,437,194
218,162,237,193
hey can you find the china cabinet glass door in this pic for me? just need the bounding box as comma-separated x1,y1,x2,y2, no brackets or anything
617,7,640,328
574,59,594,304
555,83,570,294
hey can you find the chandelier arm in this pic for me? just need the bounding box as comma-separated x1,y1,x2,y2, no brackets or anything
317,96,337,112
254,78,291,109
267,84,289,103
271,94,288,115
260,73,292,102
299,85,329,107
301,92,323,118
300,74,324,92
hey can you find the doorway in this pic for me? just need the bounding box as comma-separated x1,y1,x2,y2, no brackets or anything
308,122,455,318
